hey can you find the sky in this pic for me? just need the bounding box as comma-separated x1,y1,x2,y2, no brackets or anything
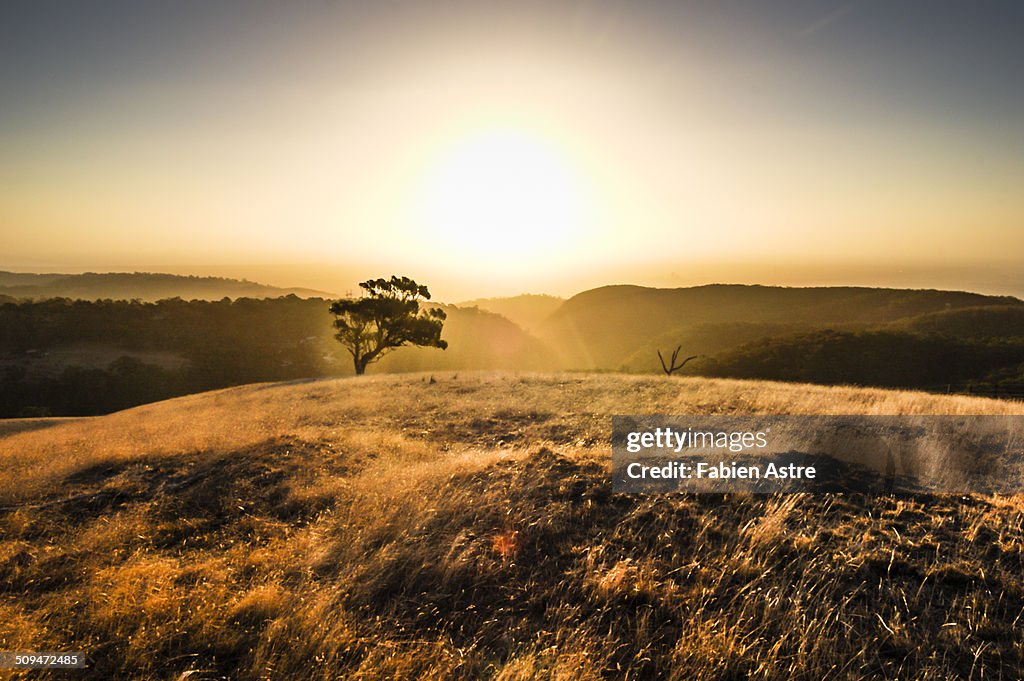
2,1,1024,300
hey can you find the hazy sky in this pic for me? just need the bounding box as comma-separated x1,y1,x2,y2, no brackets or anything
3,1,1024,299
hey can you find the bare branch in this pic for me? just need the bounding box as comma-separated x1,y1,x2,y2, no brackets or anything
657,346,699,376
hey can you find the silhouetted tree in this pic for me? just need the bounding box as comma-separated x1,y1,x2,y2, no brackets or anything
329,276,447,375
657,346,698,376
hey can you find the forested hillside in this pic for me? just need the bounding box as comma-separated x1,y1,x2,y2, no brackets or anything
0,297,551,416
540,284,1022,370
4,284,1024,417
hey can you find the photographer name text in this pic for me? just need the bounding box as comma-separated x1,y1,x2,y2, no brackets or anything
623,426,816,480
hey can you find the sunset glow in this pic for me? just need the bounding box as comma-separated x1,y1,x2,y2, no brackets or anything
2,2,1024,299
411,128,591,267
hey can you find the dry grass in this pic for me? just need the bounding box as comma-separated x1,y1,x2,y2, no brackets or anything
0,372,1023,679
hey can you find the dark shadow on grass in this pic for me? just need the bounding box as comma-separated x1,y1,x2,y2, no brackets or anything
0,417,88,437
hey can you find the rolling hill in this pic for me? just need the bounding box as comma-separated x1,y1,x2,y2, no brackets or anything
456,294,564,333
377,304,556,373
0,271,334,302
2,373,1023,679
5,282,1024,418
540,284,1024,370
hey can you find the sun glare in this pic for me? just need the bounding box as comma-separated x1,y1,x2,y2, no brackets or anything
412,128,590,266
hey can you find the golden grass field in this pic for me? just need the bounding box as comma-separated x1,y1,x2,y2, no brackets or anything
2,372,1024,679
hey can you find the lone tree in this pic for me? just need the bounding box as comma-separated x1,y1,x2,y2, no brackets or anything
329,276,447,375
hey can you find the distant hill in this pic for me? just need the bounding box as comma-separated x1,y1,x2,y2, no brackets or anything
540,284,1023,370
883,305,1024,339
456,294,564,333
0,271,334,301
377,304,556,373
6,281,1024,416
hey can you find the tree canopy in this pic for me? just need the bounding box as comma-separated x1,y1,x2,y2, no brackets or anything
329,276,447,375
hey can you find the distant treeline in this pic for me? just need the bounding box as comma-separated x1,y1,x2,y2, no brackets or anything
4,285,1024,417
1,297,332,416
0,296,552,417
696,329,1024,390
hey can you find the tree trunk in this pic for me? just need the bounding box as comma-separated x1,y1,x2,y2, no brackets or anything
354,356,367,375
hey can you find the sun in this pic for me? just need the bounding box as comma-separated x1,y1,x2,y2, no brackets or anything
412,128,590,266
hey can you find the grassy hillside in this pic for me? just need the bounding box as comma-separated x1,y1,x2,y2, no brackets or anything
0,271,333,302
541,284,1023,370
2,373,1023,679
